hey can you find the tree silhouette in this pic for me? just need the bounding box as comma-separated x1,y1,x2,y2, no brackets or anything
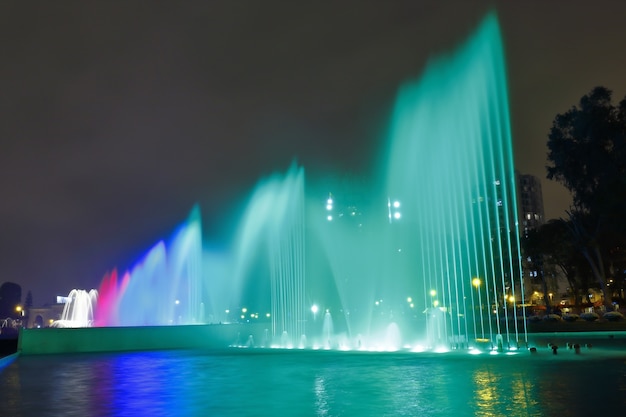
0,282,22,318
547,86,626,308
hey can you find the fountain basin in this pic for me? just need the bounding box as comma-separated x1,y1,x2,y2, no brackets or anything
18,324,262,355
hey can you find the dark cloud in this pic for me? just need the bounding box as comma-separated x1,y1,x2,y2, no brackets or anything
2,1,626,303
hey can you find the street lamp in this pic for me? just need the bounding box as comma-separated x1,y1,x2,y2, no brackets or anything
429,290,438,310
472,278,485,340
387,198,401,223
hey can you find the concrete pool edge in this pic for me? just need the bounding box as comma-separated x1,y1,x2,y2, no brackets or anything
18,323,262,355
17,324,626,356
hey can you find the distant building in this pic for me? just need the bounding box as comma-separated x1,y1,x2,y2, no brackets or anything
28,304,65,328
515,172,561,305
516,172,544,237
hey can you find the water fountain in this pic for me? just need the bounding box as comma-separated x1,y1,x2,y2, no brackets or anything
307,11,525,351
52,289,98,328
95,205,204,327
229,163,306,348
24,11,525,353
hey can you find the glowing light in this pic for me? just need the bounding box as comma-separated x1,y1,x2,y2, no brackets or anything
407,297,412,303
472,278,481,287
242,307,247,313
430,290,437,297
311,305,319,314
393,201,400,208
327,215,333,221
326,204,332,210
393,212,401,220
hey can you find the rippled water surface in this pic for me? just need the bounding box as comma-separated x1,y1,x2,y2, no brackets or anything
3,348,626,416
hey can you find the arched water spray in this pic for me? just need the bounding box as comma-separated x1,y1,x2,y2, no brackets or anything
54,289,98,327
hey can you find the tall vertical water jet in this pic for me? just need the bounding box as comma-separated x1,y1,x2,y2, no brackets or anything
380,12,525,348
94,269,129,326
231,163,306,346
322,310,333,348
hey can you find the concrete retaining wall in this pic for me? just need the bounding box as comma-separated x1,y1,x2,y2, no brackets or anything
18,323,266,355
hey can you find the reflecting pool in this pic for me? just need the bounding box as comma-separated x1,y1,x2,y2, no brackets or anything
3,347,626,416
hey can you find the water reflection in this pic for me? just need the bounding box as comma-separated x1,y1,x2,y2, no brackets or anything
2,350,626,416
472,367,540,416
314,376,329,416
509,372,538,415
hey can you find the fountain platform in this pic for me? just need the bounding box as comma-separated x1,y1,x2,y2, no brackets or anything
17,323,266,355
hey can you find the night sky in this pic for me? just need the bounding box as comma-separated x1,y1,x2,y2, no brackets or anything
2,1,626,305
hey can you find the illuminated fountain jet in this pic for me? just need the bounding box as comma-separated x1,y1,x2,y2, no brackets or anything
58,12,525,353
52,289,98,328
